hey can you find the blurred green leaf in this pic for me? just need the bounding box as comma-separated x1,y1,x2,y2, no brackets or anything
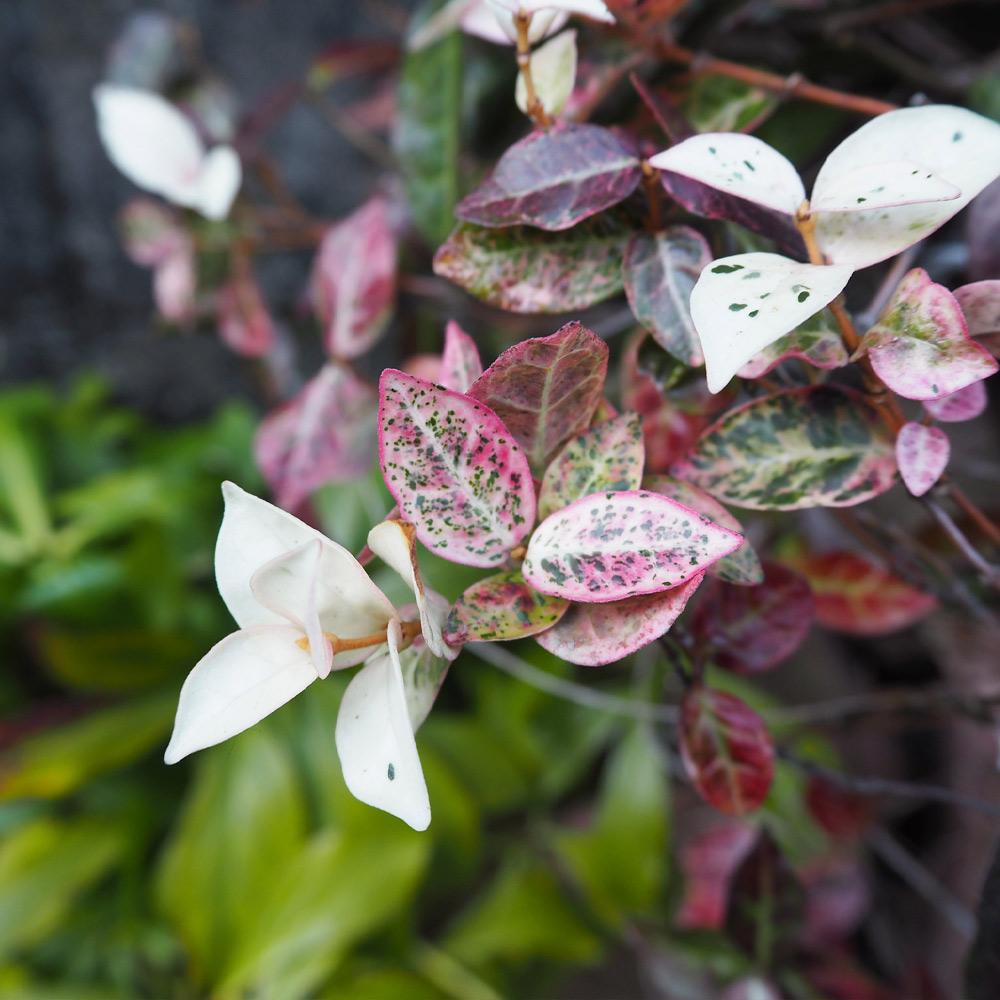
683,74,775,133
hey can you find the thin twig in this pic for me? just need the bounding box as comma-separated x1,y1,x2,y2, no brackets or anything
943,480,1000,547
923,496,1000,587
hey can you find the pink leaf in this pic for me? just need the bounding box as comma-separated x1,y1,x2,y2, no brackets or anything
676,822,757,930
378,369,536,567
217,262,275,357
533,574,702,666
468,321,608,474
440,320,483,392
954,279,1000,357
895,422,949,497
522,489,742,603
922,381,987,422
255,362,377,511
402,353,442,382
119,198,187,267
456,124,642,231
152,245,196,324
857,268,997,401
309,195,397,360
445,570,568,643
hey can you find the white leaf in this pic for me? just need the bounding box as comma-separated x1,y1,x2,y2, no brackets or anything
335,620,431,831
814,105,1000,267
486,2,568,43
649,133,805,217
516,29,576,117
366,520,458,661
690,253,854,393
164,624,317,764
810,160,960,214
498,0,614,19
194,145,242,221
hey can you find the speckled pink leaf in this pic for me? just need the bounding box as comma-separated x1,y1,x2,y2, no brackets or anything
736,309,848,380
456,124,641,231
310,195,397,359
468,321,608,474
623,227,710,367
217,261,275,357
856,268,998,401
378,369,535,567
522,489,742,603
256,362,377,511
922,381,987,422
895,422,949,497
445,570,569,643
534,574,702,666
440,320,483,392
538,412,644,519
954,279,1000,357
645,475,762,586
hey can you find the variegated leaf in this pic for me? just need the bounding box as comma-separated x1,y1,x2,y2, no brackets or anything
895,422,949,497
440,320,483,392
736,309,848,380
954,279,1000,357
923,381,987,423
445,570,569,643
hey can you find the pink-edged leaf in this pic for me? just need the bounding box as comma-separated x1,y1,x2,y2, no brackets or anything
692,562,814,674
537,412,644,519
216,261,275,357
923,381,988,423
522,489,742,603
857,268,998,401
680,686,774,815
895,422,949,497
310,195,397,359
456,124,641,231
804,775,871,841
432,219,628,313
645,475,762,586
672,386,896,511
790,550,938,637
736,309,848,380
468,321,608,474
533,574,702,666
119,198,187,267
676,823,757,930
256,361,377,510
623,226,710,366
954,279,1000,357
440,320,483,392
378,369,536,567
444,570,568,643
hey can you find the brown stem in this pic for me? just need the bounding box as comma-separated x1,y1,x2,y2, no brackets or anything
515,13,550,127
640,160,664,231
297,619,422,656
944,480,1000,547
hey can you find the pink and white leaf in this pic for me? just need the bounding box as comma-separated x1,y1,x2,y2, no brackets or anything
923,381,987,423
440,320,483,392
895,422,949,497
217,263,275,357
954,279,1000,357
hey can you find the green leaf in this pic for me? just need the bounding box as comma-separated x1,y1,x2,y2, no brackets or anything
683,74,777,133
395,4,462,245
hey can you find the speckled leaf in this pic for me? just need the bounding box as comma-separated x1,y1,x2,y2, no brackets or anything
522,489,742,603
691,562,814,674
680,686,774,815
538,413,644,519
645,475,762,586
533,574,702,666
468,321,608,474
256,362,377,511
856,268,997,401
440,320,483,392
623,227,711,366
954,279,1000,357
378,369,535,567
923,381,987,423
691,252,854,393
811,159,959,214
790,551,938,637
445,571,569,643
432,220,629,313
457,124,641,231
736,309,848,380
672,386,896,511
310,196,397,360
896,422,949,497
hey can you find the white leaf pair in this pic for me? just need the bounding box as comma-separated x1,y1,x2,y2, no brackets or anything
651,106,1000,392
164,483,457,831
94,84,242,221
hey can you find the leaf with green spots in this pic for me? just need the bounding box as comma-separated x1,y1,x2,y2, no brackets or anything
534,574,702,666
538,412,644,519
523,489,742,603
671,386,896,511
855,268,997,400
378,369,536,567
644,474,762,586
623,226,711,366
736,308,848,380
445,570,569,643
433,220,630,313
468,321,608,475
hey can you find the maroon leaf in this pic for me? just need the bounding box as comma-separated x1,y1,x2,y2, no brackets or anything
692,562,814,674
309,195,397,360
255,362,377,511
680,686,774,815
440,320,483,392
676,822,757,930
804,775,871,841
468,321,608,474
456,124,642,231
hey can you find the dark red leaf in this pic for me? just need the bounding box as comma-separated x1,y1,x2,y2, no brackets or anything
676,822,757,930
804,775,871,840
